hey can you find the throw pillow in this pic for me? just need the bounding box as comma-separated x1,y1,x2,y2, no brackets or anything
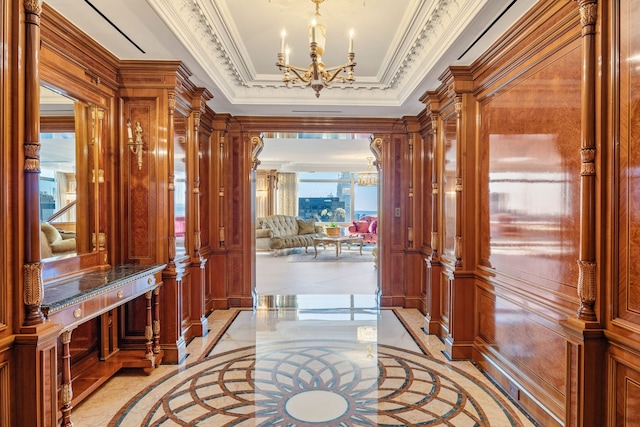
370,219,378,234
354,220,370,233
297,218,316,235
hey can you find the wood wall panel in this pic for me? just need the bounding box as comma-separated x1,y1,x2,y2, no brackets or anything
617,0,640,325
478,45,582,301
476,285,567,396
123,100,157,261
0,0,13,338
0,358,9,426
609,343,640,426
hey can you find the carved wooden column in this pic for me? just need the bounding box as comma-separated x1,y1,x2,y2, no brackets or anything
189,91,209,336
23,0,45,327
453,95,464,268
153,287,161,354
576,0,598,322
421,91,443,334
167,91,177,269
559,2,605,426
429,107,440,261
144,291,154,360
59,330,73,426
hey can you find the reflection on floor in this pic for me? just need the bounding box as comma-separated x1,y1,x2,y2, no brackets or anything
70,252,537,426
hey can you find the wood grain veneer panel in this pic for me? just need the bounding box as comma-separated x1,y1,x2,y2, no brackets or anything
479,45,581,295
477,287,567,395
618,0,640,323
0,359,10,426
613,356,640,426
125,101,156,260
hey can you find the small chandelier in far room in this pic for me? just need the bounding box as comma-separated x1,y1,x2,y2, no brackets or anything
276,0,356,98
358,157,378,187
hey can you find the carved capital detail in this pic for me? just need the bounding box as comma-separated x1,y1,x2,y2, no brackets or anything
23,262,43,306
24,0,42,15
579,1,597,27
455,177,463,192
24,143,41,172
432,183,439,195
430,114,438,133
454,96,462,116
576,260,597,321
168,91,176,112
581,147,596,176
60,330,73,345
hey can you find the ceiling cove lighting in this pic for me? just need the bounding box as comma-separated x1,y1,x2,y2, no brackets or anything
276,0,356,98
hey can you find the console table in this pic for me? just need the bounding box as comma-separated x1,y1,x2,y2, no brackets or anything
42,263,165,426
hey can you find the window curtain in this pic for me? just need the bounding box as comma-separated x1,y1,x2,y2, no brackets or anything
54,171,75,222
276,172,298,216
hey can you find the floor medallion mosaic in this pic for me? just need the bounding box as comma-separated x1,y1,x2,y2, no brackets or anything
109,338,526,426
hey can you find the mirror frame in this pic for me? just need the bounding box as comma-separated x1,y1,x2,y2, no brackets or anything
39,78,106,281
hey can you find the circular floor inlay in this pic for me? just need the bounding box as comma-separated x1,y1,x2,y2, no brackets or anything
285,390,349,422
109,340,527,426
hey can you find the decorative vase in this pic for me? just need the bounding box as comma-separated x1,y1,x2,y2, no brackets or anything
325,226,341,237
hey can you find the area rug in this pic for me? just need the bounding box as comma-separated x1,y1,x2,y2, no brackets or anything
108,339,527,426
288,247,374,263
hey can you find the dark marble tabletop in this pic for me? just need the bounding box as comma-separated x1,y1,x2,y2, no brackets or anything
42,264,165,314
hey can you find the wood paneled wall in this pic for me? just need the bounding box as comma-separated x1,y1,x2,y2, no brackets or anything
418,0,630,425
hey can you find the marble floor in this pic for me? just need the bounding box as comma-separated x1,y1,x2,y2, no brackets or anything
71,250,537,426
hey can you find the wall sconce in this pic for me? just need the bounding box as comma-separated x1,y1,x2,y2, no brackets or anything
127,118,144,170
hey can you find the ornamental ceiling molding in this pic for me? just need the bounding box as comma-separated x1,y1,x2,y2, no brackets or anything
147,0,485,105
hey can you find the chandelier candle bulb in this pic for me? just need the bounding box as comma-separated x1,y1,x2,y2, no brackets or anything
285,47,290,65
349,29,354,53
311,21,316,44
280,30,286,54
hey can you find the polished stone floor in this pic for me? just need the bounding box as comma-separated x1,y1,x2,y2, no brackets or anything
71,251,537,426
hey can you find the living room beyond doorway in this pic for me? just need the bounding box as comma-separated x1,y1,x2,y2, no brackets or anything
254,133,379,296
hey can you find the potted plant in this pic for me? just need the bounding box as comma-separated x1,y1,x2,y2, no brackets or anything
315,207,346,236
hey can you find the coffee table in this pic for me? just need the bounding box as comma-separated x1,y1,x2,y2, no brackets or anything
312,235,364,259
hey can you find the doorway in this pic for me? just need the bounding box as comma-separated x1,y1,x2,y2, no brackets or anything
253,132,380,297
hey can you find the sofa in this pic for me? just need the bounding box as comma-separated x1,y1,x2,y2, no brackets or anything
256,215,325,256
41,222,76,258
347,215,378,244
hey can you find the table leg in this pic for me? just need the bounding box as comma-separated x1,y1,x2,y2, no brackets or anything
335,242,339,258
359,239,363,255
314,240,319,258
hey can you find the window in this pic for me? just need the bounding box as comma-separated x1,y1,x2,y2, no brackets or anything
298,172,377,223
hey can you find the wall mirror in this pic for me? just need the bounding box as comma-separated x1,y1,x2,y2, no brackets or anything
39,85,99,262
174,114,188,256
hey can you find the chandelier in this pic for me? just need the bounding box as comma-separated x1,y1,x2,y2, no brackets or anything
276,0,356,98
358,157,378,187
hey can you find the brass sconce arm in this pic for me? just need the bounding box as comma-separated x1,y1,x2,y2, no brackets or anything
127,119,144,170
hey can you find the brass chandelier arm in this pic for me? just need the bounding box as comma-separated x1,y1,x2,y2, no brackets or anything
285,66,313,85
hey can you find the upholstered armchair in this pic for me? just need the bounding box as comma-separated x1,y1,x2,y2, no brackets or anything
347,215,377,244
